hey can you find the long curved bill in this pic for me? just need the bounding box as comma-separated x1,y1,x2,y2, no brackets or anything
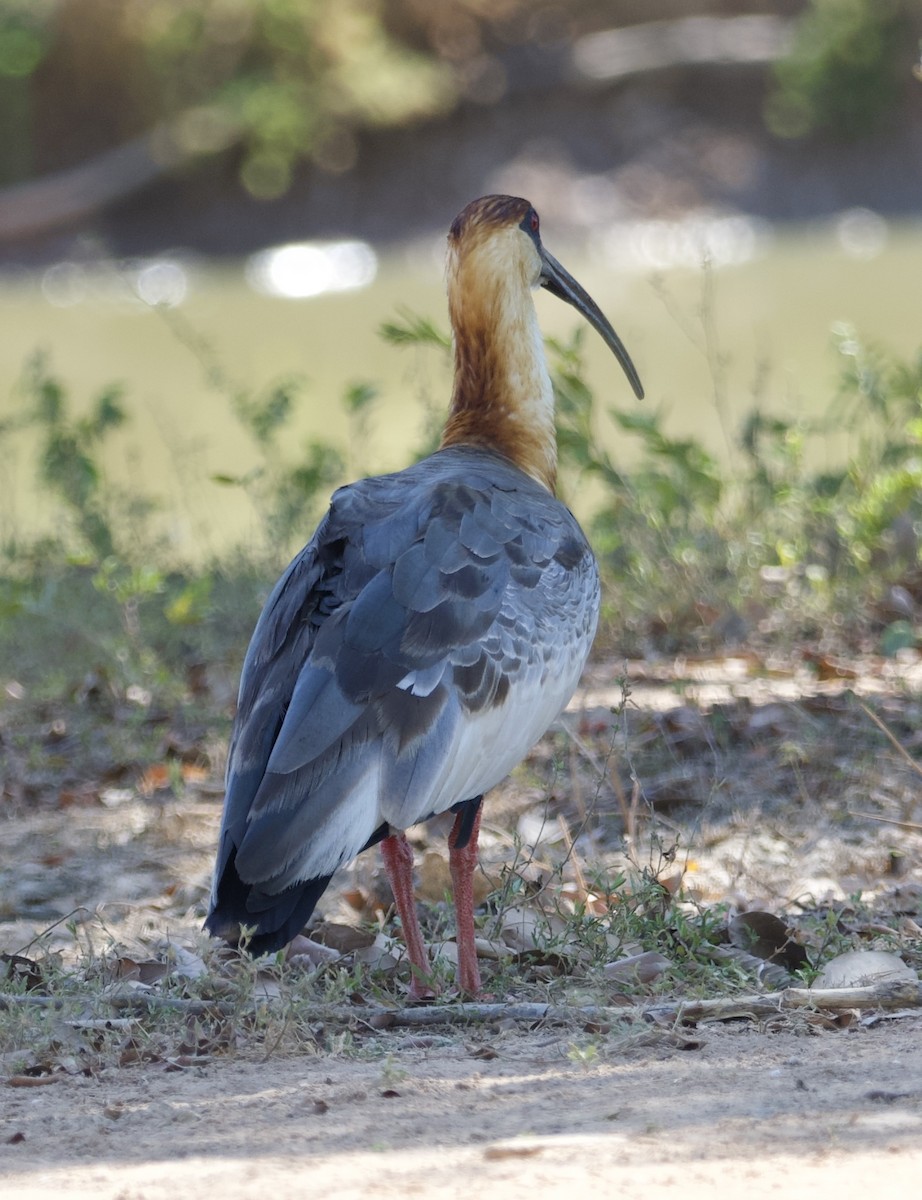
539,249,644,400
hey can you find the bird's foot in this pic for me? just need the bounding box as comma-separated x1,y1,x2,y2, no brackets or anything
406,965,439,1003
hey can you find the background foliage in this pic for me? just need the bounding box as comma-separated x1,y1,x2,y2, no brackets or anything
1,316,920,701
0,0,918,194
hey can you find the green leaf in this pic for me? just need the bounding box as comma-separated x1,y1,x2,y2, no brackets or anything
343,381,378,413
379,310,450,350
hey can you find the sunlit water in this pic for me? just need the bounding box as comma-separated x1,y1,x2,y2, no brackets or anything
1,211,920,557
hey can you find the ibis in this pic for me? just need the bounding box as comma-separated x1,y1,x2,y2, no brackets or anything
206,195,643,997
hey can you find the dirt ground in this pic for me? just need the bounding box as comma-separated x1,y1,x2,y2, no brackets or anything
2,657,922,1197
2,1020,922,1198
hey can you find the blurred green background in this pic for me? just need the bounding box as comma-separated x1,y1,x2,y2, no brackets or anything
0,0,920,559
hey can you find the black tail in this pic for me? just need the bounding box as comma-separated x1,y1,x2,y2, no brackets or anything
205,846,335,958
205,821,394,957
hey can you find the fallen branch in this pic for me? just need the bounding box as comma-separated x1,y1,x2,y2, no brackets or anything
3,979,919,1029
356,981,922,1028
643,980,922,1024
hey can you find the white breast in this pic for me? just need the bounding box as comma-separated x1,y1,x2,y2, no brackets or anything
379,622,595,831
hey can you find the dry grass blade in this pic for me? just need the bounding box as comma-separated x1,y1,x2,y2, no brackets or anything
849,810,922,832
856,697,922,780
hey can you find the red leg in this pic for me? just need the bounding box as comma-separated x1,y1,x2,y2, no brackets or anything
449,804,483,996
380,832,435,1000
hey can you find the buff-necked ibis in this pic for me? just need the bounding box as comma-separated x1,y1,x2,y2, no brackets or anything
206,195,643,997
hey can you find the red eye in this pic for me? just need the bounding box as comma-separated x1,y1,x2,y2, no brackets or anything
518,208,541,240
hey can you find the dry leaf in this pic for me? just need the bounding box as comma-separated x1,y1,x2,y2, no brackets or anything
115,957,169,985
340,887,369,912
802,650,858,680
472,937,514,961
310,922,377,954
499,904,569,953
603,951,672,984
430,941,459,966
180,764,209,785
353,933,400,972
285,934,345,967
252,975,282,1002
728,911,809,971
811,950,918,989
139,764,171,795
417,850,492,905
483,1142,544,1161
2,953,44,990
164,944,209,980
499,904,543,952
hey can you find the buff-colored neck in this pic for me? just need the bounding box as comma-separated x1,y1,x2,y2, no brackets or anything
439,241,557,494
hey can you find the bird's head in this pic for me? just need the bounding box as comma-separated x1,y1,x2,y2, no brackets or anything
447,195,644,401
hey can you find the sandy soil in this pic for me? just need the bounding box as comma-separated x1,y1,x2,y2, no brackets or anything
2,1018,922,1199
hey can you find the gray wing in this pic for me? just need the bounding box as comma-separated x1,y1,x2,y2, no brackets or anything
208,449,596,935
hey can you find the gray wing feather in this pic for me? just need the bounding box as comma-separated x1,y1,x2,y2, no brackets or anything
214,447,596,896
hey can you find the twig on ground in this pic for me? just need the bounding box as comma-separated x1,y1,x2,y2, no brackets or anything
4,980,919,1029
357,981,922,1028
